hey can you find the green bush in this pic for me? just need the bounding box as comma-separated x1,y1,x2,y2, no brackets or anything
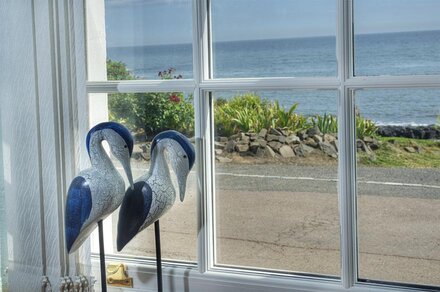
311,113,377,139
107,61,194,138
214,93,309,136
311,113,338,134
356,116,378,139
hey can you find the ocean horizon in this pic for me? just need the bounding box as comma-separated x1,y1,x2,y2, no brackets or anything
107,30,440,126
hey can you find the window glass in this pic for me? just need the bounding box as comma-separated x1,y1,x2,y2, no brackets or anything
213,90,340,276
354,0,440,76
89,92,197,262
87,0,193,81
355,88,440,286
0,121,6,289
211,0,337,78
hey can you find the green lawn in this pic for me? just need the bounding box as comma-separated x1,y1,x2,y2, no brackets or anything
358,137,440,168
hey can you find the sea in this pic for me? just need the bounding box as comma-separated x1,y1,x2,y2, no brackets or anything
108,30,440,126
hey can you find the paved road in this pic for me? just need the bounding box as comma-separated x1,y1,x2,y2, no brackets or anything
111,161,440,287
215,164,440,199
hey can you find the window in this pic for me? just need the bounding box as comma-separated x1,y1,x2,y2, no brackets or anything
211,0,337,78
354,88,440,286
85,0,440,291
354,0,440,76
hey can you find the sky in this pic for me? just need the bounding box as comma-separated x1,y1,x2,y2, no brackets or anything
104,0,440,47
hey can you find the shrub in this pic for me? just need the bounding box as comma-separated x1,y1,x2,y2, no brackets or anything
214,93,310,136
311,113,338,134
310,113,377,139
107,61,194,138
356,116,378,139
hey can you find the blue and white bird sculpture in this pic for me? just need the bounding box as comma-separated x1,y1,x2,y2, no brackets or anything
65,122,135,253
116,130,195,251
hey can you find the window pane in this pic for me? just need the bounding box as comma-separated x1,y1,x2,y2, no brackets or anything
89,92,197,262
211,0,337,78
354,0,440,76
0,122,6,288
213,90,340,276
86,0,193,81
355,88,440,286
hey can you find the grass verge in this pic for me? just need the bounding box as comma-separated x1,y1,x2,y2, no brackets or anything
358,137,440,168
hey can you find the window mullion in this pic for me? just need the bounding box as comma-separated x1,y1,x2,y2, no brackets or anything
193,0,212,274
338,0,358,289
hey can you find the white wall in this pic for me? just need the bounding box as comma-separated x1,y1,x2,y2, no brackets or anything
0,0,90,290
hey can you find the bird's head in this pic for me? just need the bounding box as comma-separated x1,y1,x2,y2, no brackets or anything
151,130,195,202
86,122,134,189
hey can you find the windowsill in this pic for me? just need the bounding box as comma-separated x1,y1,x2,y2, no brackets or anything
91,254,433,292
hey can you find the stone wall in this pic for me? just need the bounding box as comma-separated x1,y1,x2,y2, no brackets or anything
213,127,377,162
378,125,440,139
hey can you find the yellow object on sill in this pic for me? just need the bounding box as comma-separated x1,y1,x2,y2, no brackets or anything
106,263,133,288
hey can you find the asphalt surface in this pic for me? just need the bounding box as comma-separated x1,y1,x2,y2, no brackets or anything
110,161,440,287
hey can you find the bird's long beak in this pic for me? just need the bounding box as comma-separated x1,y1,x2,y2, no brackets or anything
177,170,189,202
121,158,134,190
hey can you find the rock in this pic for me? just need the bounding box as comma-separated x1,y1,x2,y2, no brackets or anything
404,146,416,153
229,133,241,141
257,139,267,148
297,130,308,140
364,137,379,149
225,140,236,153
305,137,319,148
363,136,374,143
306,126,321,136
240,136,250,143
265,145,276,158
235,143,249,152
269,128,283,136
279,128,291,136
286,135,300,144
323,134,336,143
319,142,338,158
279,145,295,158
357,139,372,154
268,141,282,150
249,142,261,153
258,128,268,138
278,135,286,143
255,147,267,157
378,125,440,139
249,133,258,141
219,136,228,143
331,139,339,152
140,143,149,153
313,135,323,143
215,149,223,155
266,134,279,142
214,141,226,149
140,152,150,161
216,156,232,163
302,144,314,154
369,143,380,151
293,144,314,157
132,152,143,160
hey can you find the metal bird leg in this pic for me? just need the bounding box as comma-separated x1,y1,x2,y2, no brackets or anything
155,220,163,292
98,220,107,292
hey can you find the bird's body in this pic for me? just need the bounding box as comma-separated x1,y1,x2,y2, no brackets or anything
65,123,134,253
117,130,195,251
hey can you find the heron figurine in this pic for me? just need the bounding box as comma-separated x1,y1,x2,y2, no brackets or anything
116,130,195,251
65,121,134,253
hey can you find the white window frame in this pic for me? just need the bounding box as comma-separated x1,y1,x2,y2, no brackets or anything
84,0,440,291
